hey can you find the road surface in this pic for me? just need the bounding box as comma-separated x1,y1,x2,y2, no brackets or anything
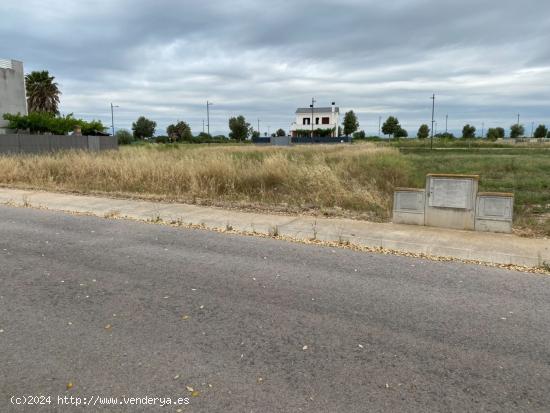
1,205,550,412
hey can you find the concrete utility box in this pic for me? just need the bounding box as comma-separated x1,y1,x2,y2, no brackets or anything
424,174,479,230
475,192,514,233
393,188,425,225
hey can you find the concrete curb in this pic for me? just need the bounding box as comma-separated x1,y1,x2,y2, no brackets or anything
1,188,549,270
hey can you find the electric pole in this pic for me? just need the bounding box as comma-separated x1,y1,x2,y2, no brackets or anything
378,116,381,137
257,118,260,135
110,103,119,136
430,94,435,150
309,97,316,140
481,122,484,138
445,114,448,134
206,101,213,136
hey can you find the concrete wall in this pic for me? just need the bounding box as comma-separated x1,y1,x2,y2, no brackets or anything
291,136,351,144
0,134,117,154
0,59,27,131
270,136,291,146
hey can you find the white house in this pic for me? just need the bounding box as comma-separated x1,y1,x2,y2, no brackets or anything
290,102,339,137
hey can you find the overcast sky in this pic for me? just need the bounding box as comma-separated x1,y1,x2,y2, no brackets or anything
2,0,550,136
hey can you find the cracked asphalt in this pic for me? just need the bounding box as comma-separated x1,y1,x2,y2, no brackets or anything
1,205,550,412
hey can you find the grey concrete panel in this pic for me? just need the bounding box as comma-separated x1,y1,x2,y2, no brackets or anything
393,189,425,225
0,134,115,153
270,136,291,146
18,134,50,153
475,193,514,233
425,175,478,230
99,135,118,150
87,136,100,151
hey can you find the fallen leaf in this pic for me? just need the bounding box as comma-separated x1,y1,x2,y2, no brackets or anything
181,315,190,320
186,386,194,392
302,345,308,351
66,382,74,390
104,324,112,330
191,391,200,397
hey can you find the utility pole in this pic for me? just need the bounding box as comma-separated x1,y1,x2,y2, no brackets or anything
378,116,381,137
206,101,213,136
309,97,316,140
517,113,520,127
430,94,435,150
202,120,205,133
110,103,119,136
531,121,535,137
445,114,448,134
481,122,484,138
257,118,260,136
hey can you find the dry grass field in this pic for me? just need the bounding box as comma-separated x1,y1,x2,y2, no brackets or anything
0,143,413,221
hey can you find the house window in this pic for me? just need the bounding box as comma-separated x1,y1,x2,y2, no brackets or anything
322,117,330,125
315,117,320,125
303,118,310,125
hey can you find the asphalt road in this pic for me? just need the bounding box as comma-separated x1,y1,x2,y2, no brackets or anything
1,205,550,412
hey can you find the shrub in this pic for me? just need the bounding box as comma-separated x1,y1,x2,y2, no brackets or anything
116,129,134,145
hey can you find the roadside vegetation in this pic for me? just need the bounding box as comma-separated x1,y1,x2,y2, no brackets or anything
0,142,548,236
0,144,412,221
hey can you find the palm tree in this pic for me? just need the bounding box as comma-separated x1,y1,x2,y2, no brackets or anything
25,71,61,114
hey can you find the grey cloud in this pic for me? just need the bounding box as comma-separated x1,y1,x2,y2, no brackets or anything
2,0,550,136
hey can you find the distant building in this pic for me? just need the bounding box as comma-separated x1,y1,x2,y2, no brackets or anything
290,102,339,137
0,59,27,134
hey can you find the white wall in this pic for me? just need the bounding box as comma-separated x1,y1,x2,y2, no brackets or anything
0,59,27,132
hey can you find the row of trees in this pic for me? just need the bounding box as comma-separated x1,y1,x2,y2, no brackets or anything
414,123,550,140
128,114,288,143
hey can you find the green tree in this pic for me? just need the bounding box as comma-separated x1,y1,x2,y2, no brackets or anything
381,116,400,138
534,124,548,139
25,70,61,114
80,120,107,136
510,124,525,139
343,110,359,136
132,116,156,139
228,115,251,141
353,130,366,139
116,129,134,145
276,128,286,137
417,124,430,139
462,124,476,139
486,128,502,141
394,127,408,138
166,121,192,142
251,131,260,139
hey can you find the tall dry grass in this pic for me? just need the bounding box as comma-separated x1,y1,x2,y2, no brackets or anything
0,143,414,219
